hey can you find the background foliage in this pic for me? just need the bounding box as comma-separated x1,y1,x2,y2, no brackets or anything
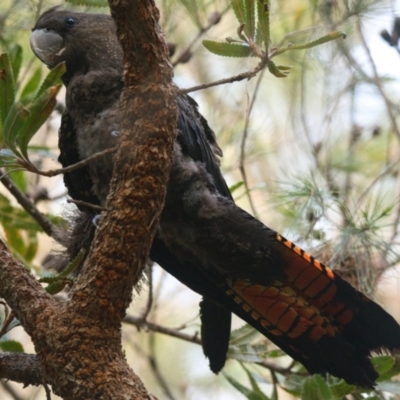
1,0,400,399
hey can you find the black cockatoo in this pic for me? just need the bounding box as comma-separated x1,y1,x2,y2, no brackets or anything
31,8,400,387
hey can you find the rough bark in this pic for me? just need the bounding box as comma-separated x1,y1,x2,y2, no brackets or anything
0,0,176,399
0,352,43,386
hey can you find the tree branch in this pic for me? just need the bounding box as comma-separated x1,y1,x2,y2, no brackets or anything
124,315,202,345
0,1,176,398
0,240,56,335
0,353,44,387
179,59,267,94
0,171,61,242
26,147,117,177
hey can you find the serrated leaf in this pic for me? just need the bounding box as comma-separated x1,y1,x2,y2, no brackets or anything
19,85,61,159
301,375,334,400
274,31,346,56
225,372,270,400
282,374,304,397
65,0,108,7
20,67,42,101
203,40,254,57
228,343,269,362
0,53,16,127
229,323,259,345
267,61,290,78
9,45,23,83
244,0,255,39
330,380,355,398
44,280,70,294
231,0,247,26
242,364,270,400
377,357,400,382
0,339,24,353
34,62,65,102
257,1,270,50
371,355,395,378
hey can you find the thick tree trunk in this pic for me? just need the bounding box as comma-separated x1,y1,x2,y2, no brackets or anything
0,0,176,399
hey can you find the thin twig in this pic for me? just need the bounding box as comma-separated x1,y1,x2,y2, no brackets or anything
356,157,400,208
43,383,51,400
0,311,15,339
342,87,357,207
27,147,117,177
66,199,107,212
0,171,61,243
123,315,201,345
147,332,176,400
239,70,266,217
138,264,154,321
124,316,308,377
357,18,400,141
256,360,307,377
179,60,268,95
172,5,230,67
1,381,24,400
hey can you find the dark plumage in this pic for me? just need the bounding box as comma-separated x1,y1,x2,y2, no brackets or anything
31,8,400,387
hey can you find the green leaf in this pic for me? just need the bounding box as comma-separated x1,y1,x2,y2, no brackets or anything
40,249,85,283
20,67,42,102
0,193,43,232
0,339,24,353
2,102,29,155
228,343,269,362
229,323,259,345
230,181,244,194
8,170,27,193
0,149,20,168
275,65,292,72
267,349,286,358
44,279,70,294
225,372,270,400
0,53,16,127
274,31,346,56
301,375,334,400
244,0,255,39
267,61,290,78
34,62,65,102
19,84,62,160
4,224,26,257
24,231,38,262
65,0,108,7
257,1,270,49
242,364,270,400
371,355,395,380
203,40,254,57
231,0,247,26
330,380,355,398
9,45,23,83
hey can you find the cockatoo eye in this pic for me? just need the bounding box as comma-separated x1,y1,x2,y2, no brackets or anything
65,17,77,27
